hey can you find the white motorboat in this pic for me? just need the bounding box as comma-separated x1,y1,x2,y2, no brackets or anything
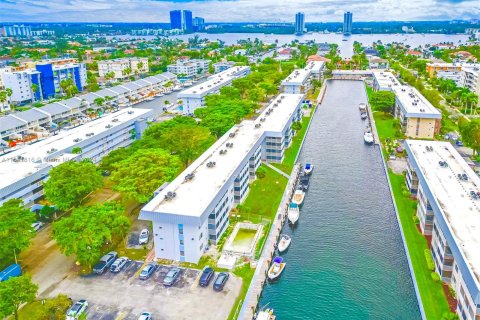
292,190,305,206
267,256,286,281
277,234,291,253
364,132,374,144
359,103,367,111
360,113,368,120
287,202,299,225
303,163,313,175
256,309,276,320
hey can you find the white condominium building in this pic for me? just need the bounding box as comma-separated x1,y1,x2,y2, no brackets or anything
405,140,480,320
0,108,153,207
139,93,304,263
280,61,325,94
372,71,442,139
167,59,210,79
98,58,149,80
462,65,480,98
178,66,250,115
0,66,13,88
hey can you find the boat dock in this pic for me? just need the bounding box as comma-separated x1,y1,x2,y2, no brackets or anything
238,163,301,320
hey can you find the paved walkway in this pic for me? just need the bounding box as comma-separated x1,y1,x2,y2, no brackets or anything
263,161,290,179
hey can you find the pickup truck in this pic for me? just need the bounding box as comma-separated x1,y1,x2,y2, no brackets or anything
93,252,117,274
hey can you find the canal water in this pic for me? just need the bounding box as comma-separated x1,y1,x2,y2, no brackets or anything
259,80,421,319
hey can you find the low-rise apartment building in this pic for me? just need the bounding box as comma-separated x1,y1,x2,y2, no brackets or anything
280,61,325,94
0,107,153,207
213,61,235,73
167,58,210,79
405,140,480,320
372,71,442,139
0,72,177,143
139,93,304,263
427,62,463,78
3,69,42,104
98,58,149,80
178,66,250,115
0,66,13,88
462,65,480,98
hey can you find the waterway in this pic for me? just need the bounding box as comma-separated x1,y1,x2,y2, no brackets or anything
109,32,469,58
258,80,421,319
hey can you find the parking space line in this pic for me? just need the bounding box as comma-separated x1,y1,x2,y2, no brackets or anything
115,311,126,320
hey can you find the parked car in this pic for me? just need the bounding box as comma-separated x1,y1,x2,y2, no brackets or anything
110,257,129,273
163,267,181,287
213,272,230,291
31,221,44,232
389,153,396,160
456,140,463,147
199,266,215,287
93,252,118,274
138,312,153,320
0,264,21,282
66,299,88,320
139,264,156,280
139,229,149,245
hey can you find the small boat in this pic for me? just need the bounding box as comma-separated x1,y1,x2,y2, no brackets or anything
304,163,313,175
364,132,374,144
299,174,310,191
361,113,368,120
267,256,286,280
292,189,305,206
359,103,367,111
277,234,291,253
256,308,276,320
288,202,299,224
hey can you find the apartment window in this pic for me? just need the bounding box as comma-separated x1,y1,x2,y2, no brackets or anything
180,239,184,245
199,232,203,240
178,224,184,235
180,250,185,256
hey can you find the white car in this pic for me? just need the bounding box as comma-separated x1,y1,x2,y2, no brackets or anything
66,299,88,320
139,229,149,245
138,312,153,320
31,221,44,232
110,257,129,273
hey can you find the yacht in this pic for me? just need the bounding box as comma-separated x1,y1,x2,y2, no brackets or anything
292,189,305,206
303,163,313,175
359,103,367,111
364,132,374,144
277,234,291,253
256,308,276,320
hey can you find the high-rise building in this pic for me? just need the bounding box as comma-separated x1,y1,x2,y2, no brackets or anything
170,10,182,30
295,12,305,35
1,25,32,37
343,11,353,35
193,17,205,31
182,10,193,32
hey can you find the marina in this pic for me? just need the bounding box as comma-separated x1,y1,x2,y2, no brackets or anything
256,80,421,319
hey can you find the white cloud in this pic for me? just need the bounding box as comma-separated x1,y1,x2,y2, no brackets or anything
0,0,479,22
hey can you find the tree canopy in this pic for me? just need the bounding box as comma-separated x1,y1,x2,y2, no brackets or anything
110,149,181,203
43,160,103,210
0,275,38,320
370,91,396,113
460,119,480,155
0,199,35,269
52,202,129,267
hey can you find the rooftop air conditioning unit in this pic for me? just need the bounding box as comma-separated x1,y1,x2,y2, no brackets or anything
229,132,236,138
164,191,177,201
255,123,261,129
112,119,119,123
260,118,266,122
226,142,233,148
185,173,195,181
128,110,134,114
220,149,227,155
105,124,113,129
206,161,216,168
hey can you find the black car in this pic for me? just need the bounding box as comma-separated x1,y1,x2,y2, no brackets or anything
213,272,229,291
93,252,118,274
199,267,215,287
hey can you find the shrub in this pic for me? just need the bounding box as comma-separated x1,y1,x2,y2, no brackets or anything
256,166,267,179
424,249,435,271
431,272,441,282
412,215,420,224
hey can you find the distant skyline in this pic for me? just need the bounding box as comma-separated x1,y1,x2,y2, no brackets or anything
1,0,480,23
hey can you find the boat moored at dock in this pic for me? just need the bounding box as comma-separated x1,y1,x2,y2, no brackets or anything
304,163,313,175
267,256,286,281
364,132,374,145
292,189,305,206
277,234,291,253
287,202,299,225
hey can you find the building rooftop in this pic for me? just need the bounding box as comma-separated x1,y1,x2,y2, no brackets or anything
179,66,250,97
395,86,441,119
406,140,480,284
372,71,401,91
0,107,152,192
281,61,324,86
141,93,304,218
0,116,26,133
40,103,71,116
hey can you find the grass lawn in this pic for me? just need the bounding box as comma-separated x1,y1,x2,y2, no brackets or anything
227,263,256,320
372,111,399,141
237,164,288,222
273,108,314,174
389,172,452,320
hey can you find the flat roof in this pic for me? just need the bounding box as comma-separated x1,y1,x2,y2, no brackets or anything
142,93,303,217
0,108,152,191
40,103,71,116
179,66,249,97
372,71,401,91
0,116,27,132
16,109,49,123
395,86,441,119
406,140,480,283
427,62,462,68
281,61,323,86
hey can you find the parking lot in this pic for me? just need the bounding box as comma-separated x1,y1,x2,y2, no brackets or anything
127,221,152,249
46,260,242,320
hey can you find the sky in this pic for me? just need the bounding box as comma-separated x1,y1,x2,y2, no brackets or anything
0,0,479,23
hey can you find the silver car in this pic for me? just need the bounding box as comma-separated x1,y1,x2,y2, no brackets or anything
139,229,149,245
110,257,128,273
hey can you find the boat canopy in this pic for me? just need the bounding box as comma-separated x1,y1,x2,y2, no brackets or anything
273,256,283,263
289,202,298,209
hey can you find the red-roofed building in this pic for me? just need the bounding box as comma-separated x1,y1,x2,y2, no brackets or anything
124,49,135,55
307,55,331,63
406,50,423,57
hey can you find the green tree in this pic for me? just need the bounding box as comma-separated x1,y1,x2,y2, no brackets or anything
43,160,103,210
35,294,72,320
99,147,131,172
94,97,105,107
59,79,78,97
71,146,82,154
110,149,181,203
370,91,396,113
52,202,129,267
460,119,480,155
0,199,35,269
0,275,38,320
